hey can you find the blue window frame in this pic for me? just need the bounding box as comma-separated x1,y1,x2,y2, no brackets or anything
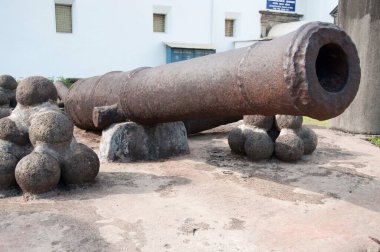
166,47,215,63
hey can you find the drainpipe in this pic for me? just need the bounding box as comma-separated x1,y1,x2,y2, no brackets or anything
210,0,215,47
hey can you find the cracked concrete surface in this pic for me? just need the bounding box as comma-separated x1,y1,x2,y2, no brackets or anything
0,122,380,252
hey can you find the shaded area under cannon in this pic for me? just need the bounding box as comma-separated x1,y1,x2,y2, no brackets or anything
183,116,242,135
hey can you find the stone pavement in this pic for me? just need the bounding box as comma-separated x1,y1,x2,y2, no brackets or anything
0,124,379,252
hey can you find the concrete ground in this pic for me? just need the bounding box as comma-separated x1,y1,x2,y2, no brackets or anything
1,122,380,252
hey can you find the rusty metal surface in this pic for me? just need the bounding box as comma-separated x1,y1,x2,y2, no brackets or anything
92,104,125,129
54,81,69,101
64,22,360,130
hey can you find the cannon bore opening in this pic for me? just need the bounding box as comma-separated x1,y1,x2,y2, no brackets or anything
315,43,349,92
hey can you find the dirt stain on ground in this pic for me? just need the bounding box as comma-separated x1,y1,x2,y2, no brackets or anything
223,218,246,230
178,218,211,236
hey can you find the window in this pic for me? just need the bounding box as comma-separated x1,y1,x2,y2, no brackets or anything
153,14,166,32
166,47,215,63
225,19,234,37
55,4,72,33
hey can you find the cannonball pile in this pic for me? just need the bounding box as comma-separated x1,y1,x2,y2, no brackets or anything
0,76,99,194
0,75,17,118
228,115,318,162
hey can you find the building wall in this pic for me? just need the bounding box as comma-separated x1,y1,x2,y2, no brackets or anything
330,0,380,134
301,0,338,22
0,0,337,79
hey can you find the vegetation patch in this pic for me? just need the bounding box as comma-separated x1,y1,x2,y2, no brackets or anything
368,137,380,148
57,77,73,88
303,117,329,128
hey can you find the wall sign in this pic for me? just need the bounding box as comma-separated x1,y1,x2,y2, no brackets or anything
267,0,296,12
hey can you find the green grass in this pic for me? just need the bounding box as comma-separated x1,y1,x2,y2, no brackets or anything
303,117,329,128
368,137,380,148
57,77,73,88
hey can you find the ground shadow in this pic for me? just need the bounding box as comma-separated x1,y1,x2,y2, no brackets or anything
198,131,380,213
0,172,191,201
55,172,191,201
0,211,111,251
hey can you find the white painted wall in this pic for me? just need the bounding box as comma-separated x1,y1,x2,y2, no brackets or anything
302,0,338,23
0,0,337,79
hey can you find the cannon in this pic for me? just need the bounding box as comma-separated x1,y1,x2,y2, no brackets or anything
64,22,360,131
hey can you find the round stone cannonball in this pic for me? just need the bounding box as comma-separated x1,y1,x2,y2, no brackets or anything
244,129,274,161
16,76,57,106
298,126,318,155
243,115,274,130
275,115,303,130
29,111,73,145
0,91,9,106
0,75,17,90
15,152,61,194
0,152,18,190
0,108,11,119
61,143,100,185
228,126,246,154
0,118,30,145
275,130,304,162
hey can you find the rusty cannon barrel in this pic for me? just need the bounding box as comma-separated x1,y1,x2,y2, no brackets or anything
65,22,360,131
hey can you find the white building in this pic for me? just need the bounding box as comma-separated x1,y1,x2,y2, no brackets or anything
0,0,337,79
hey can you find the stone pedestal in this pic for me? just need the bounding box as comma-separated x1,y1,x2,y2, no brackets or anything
99,121,189,162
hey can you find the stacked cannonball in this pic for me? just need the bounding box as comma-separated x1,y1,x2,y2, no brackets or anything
228,115,318,162
0,75,17,118
0,76,99,194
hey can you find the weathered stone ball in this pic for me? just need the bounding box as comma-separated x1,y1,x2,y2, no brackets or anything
0,139,32,160
275,130,304,162
244,129,274,161
29,111,73,145
16,76,58,106
0,75,17,90
61,143,100,185
0,152,18,190
298,127,318,154
0,108,11,119
0,118,30,145
275,115,303,130
228,126,246,154
15,152,61,194
243,115,274,131
0,92,9,106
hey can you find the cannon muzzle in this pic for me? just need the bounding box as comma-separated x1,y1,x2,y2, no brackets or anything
65,22,360,130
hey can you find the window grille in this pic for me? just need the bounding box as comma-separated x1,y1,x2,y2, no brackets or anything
55,4,72,33
225,19,234,37
153,14,166,32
